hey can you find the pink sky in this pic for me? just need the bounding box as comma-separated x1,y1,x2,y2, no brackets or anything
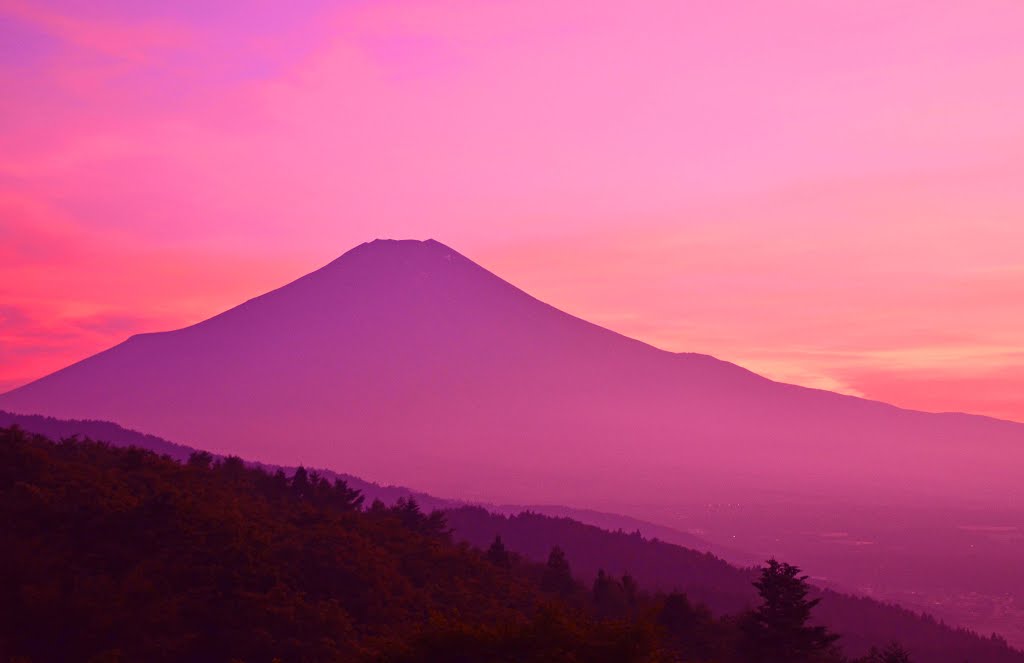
2,0,1023,422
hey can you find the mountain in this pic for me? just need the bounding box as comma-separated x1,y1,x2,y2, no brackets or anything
3,238,1021,511
4,239,1024,645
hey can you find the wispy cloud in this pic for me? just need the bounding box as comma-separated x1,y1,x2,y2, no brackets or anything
0,0,192,61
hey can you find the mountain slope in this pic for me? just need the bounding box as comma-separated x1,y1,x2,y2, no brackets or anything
2,238,1021,510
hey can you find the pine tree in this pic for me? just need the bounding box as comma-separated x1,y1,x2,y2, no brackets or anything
290,466,310,498
541,545,575,597
658,592,719,661
621,572,638,614
486,535,511,568
741,559,840,663
220,455,245,478
393,497,449,537
331,478,365,511
592,569,630,618
394,497,424,528
187,450,214,470
865,642,912,663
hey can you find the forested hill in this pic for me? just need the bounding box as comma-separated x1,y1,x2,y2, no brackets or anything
0,409,725,553
0,410,197,461
2,423,1021,662
446,507,1021,662
444,511,1022,662
0,426,652,662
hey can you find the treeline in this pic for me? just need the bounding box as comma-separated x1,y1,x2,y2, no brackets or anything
0,427,619,662
446,507,1022,663
0,426,1001,662
2,414,1014,661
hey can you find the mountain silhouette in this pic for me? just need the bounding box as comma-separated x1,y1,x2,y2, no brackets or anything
2,238,1022,509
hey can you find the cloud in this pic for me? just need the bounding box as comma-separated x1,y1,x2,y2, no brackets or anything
835,364,1024,423
0,0,192,61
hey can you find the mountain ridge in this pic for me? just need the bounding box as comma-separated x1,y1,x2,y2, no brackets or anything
2,238,1021,512
6,238,1016,427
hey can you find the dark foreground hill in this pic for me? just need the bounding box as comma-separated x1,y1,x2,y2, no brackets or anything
0,426,650,662
445,507,1021,662
2,425,1022,662
0,409,732,558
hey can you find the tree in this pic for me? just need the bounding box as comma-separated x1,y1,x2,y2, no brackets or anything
486,535,511,568
621,573,638,614
290,466,310,498
864,642,912,663
741,559,840,663
541,546,575,597
394,497,449,537
592,569,619,617
395,496,424,527
659,592,698,634
256,469,289,498
220,455,245,478
422,510,449,538
330,478,364,511
658,592,720,661
187,450,214,470
593,569,636,618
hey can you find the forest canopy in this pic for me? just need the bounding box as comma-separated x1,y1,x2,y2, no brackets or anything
0,426,1015,662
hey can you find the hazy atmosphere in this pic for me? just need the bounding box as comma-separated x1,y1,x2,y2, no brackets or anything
3,3,1024,662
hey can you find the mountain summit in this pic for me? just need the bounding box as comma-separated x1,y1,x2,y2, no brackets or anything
1,239,1022,508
